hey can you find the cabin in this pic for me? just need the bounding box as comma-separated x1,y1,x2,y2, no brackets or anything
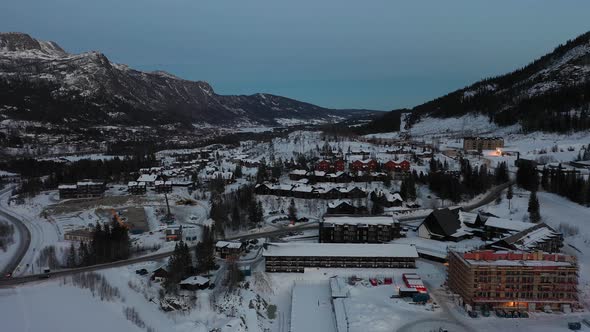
215,241,245,258
179,276,210,291
349,159,378,172
326,200,360,214
384,160,411,172
151,266,170,282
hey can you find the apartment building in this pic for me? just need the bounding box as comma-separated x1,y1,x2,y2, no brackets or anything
448,250,579,312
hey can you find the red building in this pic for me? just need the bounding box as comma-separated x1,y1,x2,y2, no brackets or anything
384,160,411,172
350,159,378,172
316,160,331,172
316,160,345,172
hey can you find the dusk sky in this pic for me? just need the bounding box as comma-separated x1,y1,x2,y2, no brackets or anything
2,0,590,110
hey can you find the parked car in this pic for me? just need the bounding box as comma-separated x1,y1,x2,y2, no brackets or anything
4,272,12,279
482,310,490,317
495,309,506,318
568,322,581,330
520,312,529,318
135,268,148,275
208,283,216,289
468,311,478,318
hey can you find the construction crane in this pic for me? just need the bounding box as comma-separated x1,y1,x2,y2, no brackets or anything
111,209,129,229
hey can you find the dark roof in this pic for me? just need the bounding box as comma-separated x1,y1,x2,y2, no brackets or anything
423,208,461,237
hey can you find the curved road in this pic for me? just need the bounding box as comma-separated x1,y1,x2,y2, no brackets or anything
0,186,31,277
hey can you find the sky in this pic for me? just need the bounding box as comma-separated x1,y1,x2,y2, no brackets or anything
2,0,590,111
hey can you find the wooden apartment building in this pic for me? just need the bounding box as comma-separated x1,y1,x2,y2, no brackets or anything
448,250,579,312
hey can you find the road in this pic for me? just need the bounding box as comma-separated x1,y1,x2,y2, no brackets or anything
0,181,512,287
0,186,31,277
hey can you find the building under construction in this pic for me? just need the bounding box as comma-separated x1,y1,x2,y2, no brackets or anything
448,250,579,312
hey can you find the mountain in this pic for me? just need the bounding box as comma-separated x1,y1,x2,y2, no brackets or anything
362,31,590,134
0,32,376,128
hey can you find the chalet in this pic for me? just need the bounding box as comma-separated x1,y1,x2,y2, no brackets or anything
350,159,378,172
127,181,147,195
215,241,244,258
417,208,479,242
316,160,331,172
155,180,173,193
383,192,403,207
64,228,93,242
288,169,308,181
384,160,411,172
179,276,210,291
326,171,352,183
326,200,366,214
254,183,273,195
342,187,366,199
320,215,402,243
151,266,169,282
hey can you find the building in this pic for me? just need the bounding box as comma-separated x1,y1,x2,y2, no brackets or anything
64,228,93,242
155,180,172,193
137,174,158,186
319,215,401,243
165,225,183,241
417,208,481,242
264,243,418,272
215,241,244,258
151,266,169,282
127,181,147,195
179,276,210,291
486,223,563,253
58,180,106,199
463,137,504,151
349,159,378,172
448,250,579,312
384,160,411,172
326,200,367,215
58,184,78,199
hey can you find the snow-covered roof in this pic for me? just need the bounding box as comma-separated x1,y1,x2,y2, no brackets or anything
290,169,307,175
137,174,157,182
127,181,138,186
58,184,77,189
215,241,243,249
263,243,418,258
323,215,397,226
458,211,478,225
179,276,209,286
484,217,533,232
327,200,352,208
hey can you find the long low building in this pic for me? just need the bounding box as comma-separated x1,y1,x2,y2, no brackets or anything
264,243,418,272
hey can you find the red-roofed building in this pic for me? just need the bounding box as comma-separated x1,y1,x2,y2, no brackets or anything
350,159,378,172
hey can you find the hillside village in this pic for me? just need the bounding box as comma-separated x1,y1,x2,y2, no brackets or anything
1,125,590,332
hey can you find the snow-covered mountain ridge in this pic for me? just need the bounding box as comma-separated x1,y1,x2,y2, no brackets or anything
0,32,376,128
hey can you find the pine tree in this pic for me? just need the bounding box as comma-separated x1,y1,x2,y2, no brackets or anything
66,242,77,268
288,199,297,222
506,185,513,211
528,190,541,223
